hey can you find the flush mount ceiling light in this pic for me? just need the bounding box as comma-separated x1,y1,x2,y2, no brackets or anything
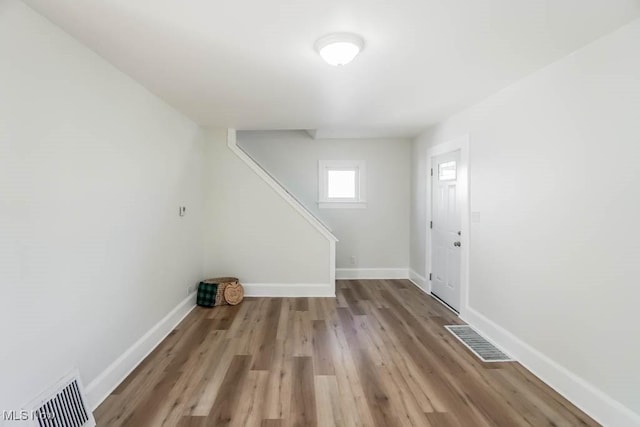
315,33,365,66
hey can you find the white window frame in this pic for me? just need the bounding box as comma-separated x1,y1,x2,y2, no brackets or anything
318,160,367,209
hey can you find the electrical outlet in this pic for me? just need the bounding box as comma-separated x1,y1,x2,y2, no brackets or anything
187,284,196,295
350,256,356,265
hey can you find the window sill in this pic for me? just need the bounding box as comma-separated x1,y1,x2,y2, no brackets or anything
318,201,367,209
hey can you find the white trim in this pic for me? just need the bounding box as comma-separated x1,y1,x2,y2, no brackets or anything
408,269,428,291
228,129,338,243
425,135,470,317
407,274,428,294
243,283,335,297
329,240,336,292
84,293,196,410
461,307,640,427
318,201,367,209
335,268,409,280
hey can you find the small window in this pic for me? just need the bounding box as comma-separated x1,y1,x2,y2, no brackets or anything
439,161,457,181
327,170,357,198
318,160,366,208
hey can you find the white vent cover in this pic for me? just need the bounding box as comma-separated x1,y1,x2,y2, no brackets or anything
445,325,514,362
27,369,95,427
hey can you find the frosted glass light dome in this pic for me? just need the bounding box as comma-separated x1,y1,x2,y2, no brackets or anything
315,33,364,66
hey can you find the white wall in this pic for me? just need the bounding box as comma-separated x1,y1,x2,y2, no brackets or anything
0,0,203,412
238,130,411,272
411,18,640,423
202,130,333,295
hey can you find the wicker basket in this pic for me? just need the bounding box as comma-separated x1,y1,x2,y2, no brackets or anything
224,282,244,305
198,277,241,307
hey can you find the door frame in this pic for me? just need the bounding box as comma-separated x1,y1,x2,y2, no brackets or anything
426,135,470,317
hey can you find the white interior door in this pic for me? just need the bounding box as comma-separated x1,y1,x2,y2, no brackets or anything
431,150,461,312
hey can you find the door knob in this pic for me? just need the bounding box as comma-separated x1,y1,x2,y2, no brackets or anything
453,241,461,247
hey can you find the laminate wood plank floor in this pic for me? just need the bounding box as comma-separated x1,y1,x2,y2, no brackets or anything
95,279,599,426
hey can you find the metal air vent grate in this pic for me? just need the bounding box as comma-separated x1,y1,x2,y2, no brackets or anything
445,325,514,362
28,369,95,427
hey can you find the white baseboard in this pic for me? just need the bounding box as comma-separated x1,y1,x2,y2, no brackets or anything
461,306,640,427
84,293,196,410
408,269,428,291
243,283,335,297
335,268,409,280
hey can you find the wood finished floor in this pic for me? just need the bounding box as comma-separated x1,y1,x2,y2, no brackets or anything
95,279,598,427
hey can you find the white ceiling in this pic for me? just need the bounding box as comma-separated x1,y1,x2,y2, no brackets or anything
24,0,640,138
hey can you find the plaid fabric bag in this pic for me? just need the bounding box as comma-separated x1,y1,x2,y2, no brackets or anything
197,281,218,307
